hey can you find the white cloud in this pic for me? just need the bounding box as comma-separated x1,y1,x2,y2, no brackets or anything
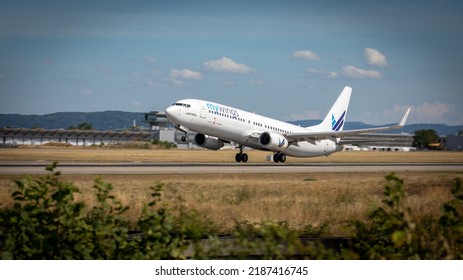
410,102,453,124
169,69,203,80
169,79,184,86
204,57,256,74
292,50,320,61
308,68,338,78
287,110,321,121
132,101,141,107
359,103,457,125
251,80,264,85
146,80,157,88
328,71,338,78
144,56,157,64
364,48,388,67
80,89,92,96
342,65,383,79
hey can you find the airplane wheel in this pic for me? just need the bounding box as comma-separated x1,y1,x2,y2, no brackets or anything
273,154,280,163
273,153,286,163
235,153,248,163
181,135,189,142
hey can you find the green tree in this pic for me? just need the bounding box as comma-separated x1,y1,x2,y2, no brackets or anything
68,122,93,130
413,129,439,149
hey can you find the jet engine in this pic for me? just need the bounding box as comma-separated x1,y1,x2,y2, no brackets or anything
194,134,224,150
259,131,289,151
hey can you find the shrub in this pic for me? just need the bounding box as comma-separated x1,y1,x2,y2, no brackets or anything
228,220,338,259
348,174,463,259
152,139,177,149
0,166,461,259
0,162,202,259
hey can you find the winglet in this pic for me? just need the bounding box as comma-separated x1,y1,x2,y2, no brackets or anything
395,107,411,128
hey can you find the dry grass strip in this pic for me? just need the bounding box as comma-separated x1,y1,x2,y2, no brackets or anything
1,171,461,236
0,148,462,163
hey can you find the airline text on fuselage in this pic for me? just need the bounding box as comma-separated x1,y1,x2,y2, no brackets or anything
206,103,240,118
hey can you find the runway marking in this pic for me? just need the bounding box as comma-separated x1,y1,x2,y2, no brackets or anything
1,162,462,174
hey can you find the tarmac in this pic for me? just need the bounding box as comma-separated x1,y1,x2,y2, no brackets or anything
1,161,462,174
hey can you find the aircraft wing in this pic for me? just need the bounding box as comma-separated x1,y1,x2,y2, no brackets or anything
285,108,410,143
338,138,404,145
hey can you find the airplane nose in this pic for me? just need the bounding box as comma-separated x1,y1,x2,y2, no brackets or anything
165,106,179,124
165,106,173,118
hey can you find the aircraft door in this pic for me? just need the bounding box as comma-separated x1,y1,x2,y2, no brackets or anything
200,106,207,119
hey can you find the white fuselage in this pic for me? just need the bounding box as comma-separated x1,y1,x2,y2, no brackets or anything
165,99,340,157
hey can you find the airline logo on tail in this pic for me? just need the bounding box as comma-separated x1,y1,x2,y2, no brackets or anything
331,111,346,131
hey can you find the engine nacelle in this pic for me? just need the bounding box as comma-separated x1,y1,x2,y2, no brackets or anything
194,134,224,150
259,131,289,151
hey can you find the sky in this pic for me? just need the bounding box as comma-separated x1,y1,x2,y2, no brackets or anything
0,0,462,125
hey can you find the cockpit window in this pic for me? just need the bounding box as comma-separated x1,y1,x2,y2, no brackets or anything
172,102,191,108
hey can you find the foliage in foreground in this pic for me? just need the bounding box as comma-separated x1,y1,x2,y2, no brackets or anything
349,174,463,259
0,163,200,259
0,163,462,259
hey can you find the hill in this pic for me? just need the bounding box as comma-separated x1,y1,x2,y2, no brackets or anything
0,111,145,131
0,111,462,135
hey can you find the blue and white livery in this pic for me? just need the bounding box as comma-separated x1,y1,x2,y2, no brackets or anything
165,86,410,163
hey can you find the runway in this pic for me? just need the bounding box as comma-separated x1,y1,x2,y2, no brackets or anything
1,161,462,174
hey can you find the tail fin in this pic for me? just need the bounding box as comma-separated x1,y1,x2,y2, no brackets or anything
311,86,352,131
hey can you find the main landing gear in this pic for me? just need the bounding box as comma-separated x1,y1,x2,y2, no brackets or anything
235,147,287,163
235,145,248,163
181,134,189,142
273,152,286,163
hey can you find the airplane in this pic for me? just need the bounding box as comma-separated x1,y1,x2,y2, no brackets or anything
165,86,411,163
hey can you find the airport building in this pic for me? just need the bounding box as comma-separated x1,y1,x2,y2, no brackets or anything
341,133,415,151
0,127,153,146
144,111,196,149
440,134,463,151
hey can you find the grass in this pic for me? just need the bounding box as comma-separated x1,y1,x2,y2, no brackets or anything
0,147,462,163
1,171,461,236
1,147,461,236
